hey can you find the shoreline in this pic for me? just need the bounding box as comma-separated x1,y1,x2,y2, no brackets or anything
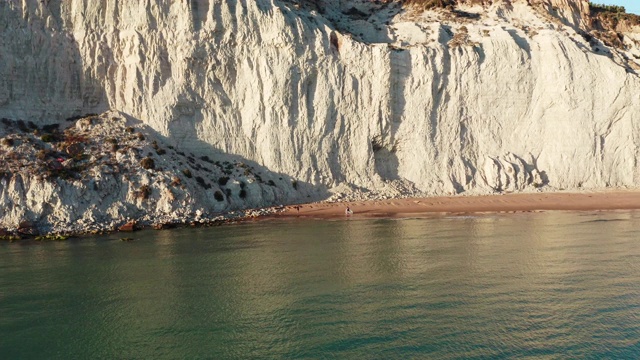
4,190,640,242
273,190,640,220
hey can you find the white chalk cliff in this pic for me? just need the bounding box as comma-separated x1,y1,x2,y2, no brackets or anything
1,0,640,231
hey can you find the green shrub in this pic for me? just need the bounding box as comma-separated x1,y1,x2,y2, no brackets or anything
217,176,229,186
36,150,47,160
41,134,56,143
42,124,60,133
1,138,14,147
182,169,192,178
105,138,118,151
195,176,211,189
214,190,224,201
590,2,626,14
16,120,28,132
138,185,151,200
140,157,155,170
239,189,247,199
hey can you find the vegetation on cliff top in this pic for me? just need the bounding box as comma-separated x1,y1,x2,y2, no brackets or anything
589,2,626,15
590,2,640,26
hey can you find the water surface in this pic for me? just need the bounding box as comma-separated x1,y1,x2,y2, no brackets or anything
2,212,640,358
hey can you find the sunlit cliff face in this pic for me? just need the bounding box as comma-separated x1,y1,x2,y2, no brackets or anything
0,0,639,200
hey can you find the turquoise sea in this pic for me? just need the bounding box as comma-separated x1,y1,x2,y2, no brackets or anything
2,211,640,358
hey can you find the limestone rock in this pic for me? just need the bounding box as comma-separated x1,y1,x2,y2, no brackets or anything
17,221,38,236
118,221,137,232
0,0,638,233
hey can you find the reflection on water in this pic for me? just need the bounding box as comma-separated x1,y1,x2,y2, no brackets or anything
2,212,640,358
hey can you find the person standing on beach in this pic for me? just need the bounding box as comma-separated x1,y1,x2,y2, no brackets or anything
345,207,353,216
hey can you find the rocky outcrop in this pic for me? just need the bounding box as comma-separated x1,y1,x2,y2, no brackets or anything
0,0,639,232
532,0,590,28
0,112,298,234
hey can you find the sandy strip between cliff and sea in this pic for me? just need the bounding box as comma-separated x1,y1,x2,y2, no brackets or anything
267,190,640,220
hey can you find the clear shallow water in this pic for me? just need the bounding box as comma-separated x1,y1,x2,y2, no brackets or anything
2,212,640,359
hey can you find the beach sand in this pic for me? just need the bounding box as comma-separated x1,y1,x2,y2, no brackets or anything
276,191,640,219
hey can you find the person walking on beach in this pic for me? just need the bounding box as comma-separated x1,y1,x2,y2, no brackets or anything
345,206,353,216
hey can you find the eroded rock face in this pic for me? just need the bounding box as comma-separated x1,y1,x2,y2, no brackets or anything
532,0,590,28
0,0,639,205
0,112,299,233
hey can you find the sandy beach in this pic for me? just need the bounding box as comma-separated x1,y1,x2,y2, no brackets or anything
277,191,640,219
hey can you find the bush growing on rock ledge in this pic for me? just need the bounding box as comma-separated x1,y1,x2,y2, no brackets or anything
36,149,48,160
140,157,155,170
137,184,151,200
195,176,211,189
214,190,224,201
16,120,28,132
40,134,56,143
217,176,229,186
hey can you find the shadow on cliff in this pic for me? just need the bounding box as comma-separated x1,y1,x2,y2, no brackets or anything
0,2,108,122
3,1,325,210
372,48,412,182
120,113,330,208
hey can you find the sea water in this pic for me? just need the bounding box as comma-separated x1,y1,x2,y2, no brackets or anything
1,211,640,358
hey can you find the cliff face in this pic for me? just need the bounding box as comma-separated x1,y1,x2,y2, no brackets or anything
1,0,639,200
